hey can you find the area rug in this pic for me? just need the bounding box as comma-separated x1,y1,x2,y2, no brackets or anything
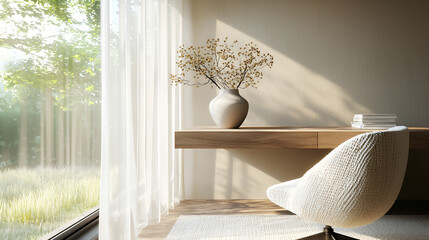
167,215,429,240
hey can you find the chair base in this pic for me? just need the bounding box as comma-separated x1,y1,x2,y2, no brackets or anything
298,225,358,240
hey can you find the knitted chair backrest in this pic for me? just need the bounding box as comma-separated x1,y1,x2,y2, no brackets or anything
290,126,409,228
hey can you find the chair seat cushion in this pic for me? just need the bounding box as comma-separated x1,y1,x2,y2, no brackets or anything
266,178,301,212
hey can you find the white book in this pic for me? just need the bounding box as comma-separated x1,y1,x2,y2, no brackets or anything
352,121,396,125
353,114,397,121
351,122,396,129
361,126,396,129
353,118,396,123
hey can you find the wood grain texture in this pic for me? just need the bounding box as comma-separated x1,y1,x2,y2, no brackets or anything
175,127,429,149
175,131,317,149
318,132,363,149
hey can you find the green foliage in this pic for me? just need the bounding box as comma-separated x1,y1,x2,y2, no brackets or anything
0,5,101,239
24,0,100,30
27,0,70,21
0,167,100,240
77,0,100,29
0,0,101,110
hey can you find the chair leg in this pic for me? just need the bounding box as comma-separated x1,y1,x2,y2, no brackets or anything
297,225,359,240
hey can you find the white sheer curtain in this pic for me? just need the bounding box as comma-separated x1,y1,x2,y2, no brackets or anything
99,0,182,239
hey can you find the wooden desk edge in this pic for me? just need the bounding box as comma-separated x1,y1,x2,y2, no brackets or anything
175,127,429,149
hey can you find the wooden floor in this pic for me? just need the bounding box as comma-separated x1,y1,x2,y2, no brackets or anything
138,200,292,239
137,199,429,239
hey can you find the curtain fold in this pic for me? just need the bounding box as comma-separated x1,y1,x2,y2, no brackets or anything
100,0,182,239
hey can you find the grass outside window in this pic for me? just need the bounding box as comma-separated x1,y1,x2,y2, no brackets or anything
0,168,100,240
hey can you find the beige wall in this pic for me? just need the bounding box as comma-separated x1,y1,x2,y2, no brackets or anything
181,0,429,199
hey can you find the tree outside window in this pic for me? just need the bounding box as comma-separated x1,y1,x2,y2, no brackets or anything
0,0,101,239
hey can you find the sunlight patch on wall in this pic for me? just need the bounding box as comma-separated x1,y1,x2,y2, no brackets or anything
215,20,370,126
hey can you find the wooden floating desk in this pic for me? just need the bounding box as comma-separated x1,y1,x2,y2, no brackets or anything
175,127,429,149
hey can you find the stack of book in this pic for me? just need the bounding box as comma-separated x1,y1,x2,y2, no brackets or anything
351,114,397,129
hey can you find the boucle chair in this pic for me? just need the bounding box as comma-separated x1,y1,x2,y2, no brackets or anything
267,126,409,240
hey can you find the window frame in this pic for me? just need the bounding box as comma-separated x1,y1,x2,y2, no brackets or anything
41,207,99,240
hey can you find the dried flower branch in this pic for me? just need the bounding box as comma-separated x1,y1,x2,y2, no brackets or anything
170,37,274,89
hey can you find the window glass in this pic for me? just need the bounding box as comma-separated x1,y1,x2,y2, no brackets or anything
0,0,100,239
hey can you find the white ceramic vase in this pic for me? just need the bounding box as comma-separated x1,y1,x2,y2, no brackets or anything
209,89,249,129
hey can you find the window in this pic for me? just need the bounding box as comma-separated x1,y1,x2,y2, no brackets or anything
0,0,100,239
